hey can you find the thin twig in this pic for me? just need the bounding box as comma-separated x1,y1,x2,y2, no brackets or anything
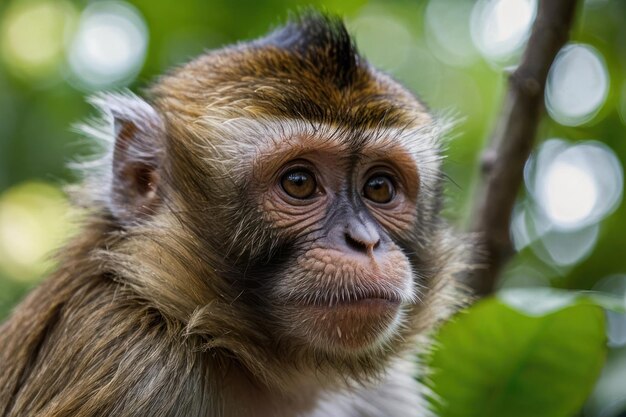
466,0,579,296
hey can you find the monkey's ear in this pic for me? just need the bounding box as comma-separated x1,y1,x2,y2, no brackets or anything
94,93,165,222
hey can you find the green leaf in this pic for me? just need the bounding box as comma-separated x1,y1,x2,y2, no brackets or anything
427,298,607,417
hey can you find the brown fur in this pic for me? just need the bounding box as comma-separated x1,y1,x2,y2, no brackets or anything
0,13,466,417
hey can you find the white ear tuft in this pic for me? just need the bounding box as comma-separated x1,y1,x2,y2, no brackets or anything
76,91,166,223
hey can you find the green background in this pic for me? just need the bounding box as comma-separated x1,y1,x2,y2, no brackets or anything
0,0,625,415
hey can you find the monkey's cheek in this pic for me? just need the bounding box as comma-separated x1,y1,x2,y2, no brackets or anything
290,300,403,353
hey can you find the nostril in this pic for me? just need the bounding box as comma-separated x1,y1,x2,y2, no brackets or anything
344,232,380,253
345,232,367,252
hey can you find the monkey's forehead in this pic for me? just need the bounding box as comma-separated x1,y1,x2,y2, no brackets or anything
150,46,429,130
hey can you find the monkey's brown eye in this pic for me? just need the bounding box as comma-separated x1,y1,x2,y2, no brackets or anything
363,175,395,204
281,170,317,199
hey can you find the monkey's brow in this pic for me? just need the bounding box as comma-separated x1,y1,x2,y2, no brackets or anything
251,136,418,168
203,117,437,177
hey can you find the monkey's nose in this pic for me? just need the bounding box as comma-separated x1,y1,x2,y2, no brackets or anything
344,221,381,254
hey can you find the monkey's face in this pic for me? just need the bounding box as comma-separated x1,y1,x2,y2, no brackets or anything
144,15,448,373
237,126,426,355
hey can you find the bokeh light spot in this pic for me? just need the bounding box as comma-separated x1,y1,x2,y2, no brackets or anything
545,44,609,126
542,160,597,225
510,203,533,251
0,0,76,80
470,0,536,62
511,201,599,268
499,287,579,316
0,182,74,282
67,1,148,90
535,224,599,267
526,139,623,230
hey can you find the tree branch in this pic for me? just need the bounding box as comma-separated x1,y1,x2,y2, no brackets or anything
466,0,579,297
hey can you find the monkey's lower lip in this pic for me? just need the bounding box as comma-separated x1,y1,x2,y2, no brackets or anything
328,298,402,316
287,294,404,351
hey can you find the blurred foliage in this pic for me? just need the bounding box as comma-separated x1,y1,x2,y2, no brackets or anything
0,0,625,416
426,289,620,417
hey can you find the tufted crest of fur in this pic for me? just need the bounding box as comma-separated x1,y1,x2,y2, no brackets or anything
0,12,467,417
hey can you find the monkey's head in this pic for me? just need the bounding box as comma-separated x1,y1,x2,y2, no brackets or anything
83,13,461,390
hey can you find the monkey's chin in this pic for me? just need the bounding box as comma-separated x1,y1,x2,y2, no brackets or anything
297,298,403,353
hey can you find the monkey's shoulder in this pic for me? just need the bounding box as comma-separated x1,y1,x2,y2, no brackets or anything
0,273,213,417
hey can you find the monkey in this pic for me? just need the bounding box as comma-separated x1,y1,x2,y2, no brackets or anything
0,12,466,417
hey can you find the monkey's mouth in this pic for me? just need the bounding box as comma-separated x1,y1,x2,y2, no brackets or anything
290,289,404,309
291,289,405,323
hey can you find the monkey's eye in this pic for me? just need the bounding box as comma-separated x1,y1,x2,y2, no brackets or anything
281,169,317,199
363,175,395,204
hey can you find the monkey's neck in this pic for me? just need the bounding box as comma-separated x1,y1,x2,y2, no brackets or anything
215,362,323,417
